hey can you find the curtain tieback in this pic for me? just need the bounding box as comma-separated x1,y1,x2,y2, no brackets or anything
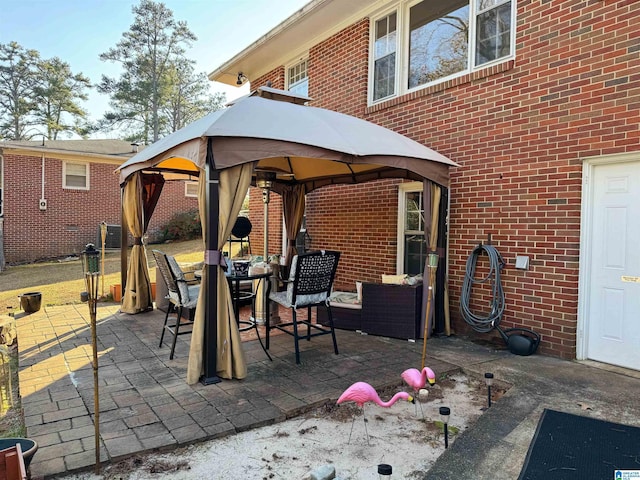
133,237,143,245
205,250,228,269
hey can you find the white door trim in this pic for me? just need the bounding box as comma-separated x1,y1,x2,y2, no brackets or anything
577,151,640,360
397,181,423,274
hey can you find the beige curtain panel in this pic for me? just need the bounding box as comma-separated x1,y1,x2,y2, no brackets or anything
121,172,153,314
187,162,254,383
282,184,307,267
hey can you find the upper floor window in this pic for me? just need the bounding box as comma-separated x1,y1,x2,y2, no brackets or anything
63,162,89,190
374,13,397,101
475,0,513,66
371,0,514,103
288,59,309,97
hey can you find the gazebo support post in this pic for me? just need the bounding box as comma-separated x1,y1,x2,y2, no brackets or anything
201,140,221,385
120,191,127,293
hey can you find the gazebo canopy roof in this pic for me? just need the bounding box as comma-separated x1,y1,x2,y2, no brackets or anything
117,87,457,191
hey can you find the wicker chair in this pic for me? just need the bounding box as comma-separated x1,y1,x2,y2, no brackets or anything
267,250,340,364
152,250,199,360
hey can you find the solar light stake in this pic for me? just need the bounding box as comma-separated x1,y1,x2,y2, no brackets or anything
378,463,392,478
421,251,439,370
81,243,101,474
485,373,494,408
439,406,451,449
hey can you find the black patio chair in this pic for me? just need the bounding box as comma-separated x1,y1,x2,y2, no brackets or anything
152,250,199,360
267,250,340,364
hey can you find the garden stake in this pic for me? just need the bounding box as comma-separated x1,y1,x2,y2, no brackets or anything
81,244,101,474
421,252,439,370
100,222,107,298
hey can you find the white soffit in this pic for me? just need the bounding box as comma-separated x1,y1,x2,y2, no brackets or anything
209,0,380,87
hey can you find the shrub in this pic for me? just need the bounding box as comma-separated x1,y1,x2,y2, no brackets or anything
161,209,201,241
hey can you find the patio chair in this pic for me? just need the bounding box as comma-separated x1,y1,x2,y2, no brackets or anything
151,250,199,360
267,250,340,364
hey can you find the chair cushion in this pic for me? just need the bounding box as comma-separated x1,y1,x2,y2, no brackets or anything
272,255,329,308
269,290,292,308
184,285,200,308
167,255,191,303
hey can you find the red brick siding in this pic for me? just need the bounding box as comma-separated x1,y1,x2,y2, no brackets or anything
306,180,401,292
2,153,198,263
309,18,370,116
251,0,640,359
2,154,121,262
252,66,285,91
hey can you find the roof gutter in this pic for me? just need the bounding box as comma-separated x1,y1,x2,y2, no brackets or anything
0,145,131,164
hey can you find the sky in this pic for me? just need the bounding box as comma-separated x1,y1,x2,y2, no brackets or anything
1,0,309,135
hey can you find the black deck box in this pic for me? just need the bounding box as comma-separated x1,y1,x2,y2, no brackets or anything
361,282,423,340
316,303,362,331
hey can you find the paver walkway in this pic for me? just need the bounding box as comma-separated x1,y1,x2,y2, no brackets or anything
16,304,462,478
17,304,640,479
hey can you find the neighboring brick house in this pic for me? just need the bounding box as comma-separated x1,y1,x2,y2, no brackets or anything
210,0,640,370
0,140,198,264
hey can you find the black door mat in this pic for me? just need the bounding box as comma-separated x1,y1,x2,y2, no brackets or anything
519,409,640,480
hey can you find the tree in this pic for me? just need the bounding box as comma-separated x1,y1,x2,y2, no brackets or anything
162,61,225,133
0,42,92,140
0,42,39,140
33,57,91,140
98,0,198,143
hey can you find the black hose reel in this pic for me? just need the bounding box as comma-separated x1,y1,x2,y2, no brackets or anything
460,244,540,356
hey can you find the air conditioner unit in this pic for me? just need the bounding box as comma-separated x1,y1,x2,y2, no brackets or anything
97,224,121,249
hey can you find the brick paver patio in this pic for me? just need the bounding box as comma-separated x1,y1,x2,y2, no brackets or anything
16,303,461,477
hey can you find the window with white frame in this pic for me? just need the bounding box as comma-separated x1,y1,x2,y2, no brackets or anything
63,162,89,190
185,181,198,197
287,59,309,97
397,182,427,275
371,0,514,103
374,13,397,101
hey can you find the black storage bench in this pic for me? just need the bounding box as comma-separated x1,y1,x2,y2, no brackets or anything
361,282,423,340
316,292,362,331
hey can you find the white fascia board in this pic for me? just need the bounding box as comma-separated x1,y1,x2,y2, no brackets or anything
209,0,386,87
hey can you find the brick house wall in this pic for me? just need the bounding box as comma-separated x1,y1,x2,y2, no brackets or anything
248,0,640,359
1,151,198,263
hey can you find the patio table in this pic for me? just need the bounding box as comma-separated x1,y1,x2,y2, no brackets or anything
225,270,273,361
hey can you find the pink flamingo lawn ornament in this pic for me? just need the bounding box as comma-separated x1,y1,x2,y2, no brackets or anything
337,381,414,444
401,367,436,418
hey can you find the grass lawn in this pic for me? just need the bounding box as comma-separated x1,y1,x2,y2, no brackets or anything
0,239,204,316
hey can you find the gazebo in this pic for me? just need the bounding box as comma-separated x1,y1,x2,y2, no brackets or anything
116,86,457,385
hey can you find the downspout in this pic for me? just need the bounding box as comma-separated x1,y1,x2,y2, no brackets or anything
41,153,45,203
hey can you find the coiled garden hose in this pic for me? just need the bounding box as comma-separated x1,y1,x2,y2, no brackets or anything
459,244,506,333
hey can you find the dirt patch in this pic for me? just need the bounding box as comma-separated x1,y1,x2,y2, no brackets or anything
58,372,505,480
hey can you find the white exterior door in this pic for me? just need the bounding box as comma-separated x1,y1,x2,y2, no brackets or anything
582,156,640,370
